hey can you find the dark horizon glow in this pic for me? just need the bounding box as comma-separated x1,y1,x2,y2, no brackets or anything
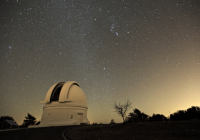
0,0,200,125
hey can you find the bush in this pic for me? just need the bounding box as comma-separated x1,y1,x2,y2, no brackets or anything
110,119,116,124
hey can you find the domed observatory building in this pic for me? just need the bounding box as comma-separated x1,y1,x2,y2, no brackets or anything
38,81,90,127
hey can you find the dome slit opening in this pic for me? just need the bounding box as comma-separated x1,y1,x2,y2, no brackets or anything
50,82,65,102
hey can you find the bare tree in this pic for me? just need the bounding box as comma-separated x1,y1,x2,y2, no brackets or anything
112,100,132,123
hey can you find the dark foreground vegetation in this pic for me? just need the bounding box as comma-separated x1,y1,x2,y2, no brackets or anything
111,100,200,124
123,106,200,123
66,121,200,140
0,113,40,130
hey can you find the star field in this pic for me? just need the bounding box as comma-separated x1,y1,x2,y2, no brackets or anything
0,0,200,124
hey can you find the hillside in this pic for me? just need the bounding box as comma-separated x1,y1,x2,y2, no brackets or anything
1,121,200,140
66,121,200,140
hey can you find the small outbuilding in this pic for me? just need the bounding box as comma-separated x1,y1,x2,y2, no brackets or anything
37,81,90,127
1,120,18,130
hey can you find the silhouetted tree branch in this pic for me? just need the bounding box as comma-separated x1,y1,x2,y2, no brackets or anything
112,100,131,123
21,113,36,127
35,121,40,125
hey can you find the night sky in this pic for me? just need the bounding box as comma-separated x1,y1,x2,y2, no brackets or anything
1,0,200,125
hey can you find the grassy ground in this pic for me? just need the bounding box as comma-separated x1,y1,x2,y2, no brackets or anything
66,121,200,140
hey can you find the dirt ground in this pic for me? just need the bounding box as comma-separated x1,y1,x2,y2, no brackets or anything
66,121,200,140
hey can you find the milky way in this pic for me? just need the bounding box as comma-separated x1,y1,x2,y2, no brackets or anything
0,0,200,124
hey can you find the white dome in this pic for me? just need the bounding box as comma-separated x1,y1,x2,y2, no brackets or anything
67,83,87,107
40,81,87,108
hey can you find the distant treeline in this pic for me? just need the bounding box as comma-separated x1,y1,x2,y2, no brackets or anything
170,106,200,121
1,106,200,129
124,106,200,123
0,113,40,130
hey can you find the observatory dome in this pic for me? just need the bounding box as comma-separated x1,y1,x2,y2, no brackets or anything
40,81,87,107
37,81,90,127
